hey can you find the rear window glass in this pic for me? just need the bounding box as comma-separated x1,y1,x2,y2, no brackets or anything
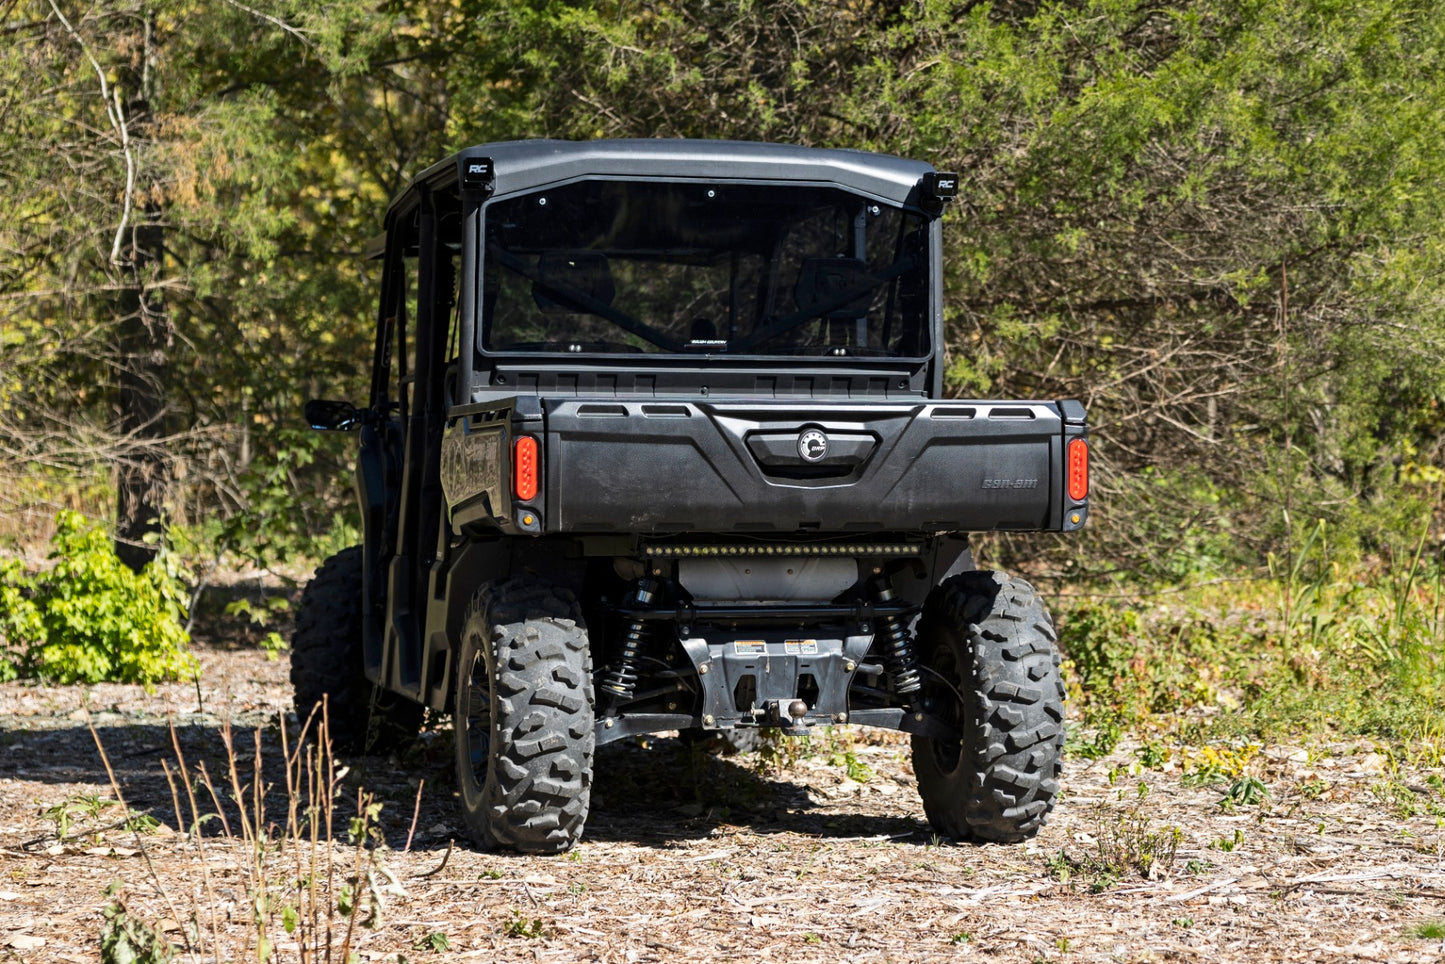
481,180,929,359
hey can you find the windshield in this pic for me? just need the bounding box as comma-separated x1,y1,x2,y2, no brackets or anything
481,180,929,357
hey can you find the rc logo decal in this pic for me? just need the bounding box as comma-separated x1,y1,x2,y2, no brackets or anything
797,429,829,463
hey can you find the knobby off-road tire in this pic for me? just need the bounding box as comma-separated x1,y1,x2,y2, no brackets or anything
911,570,1065,843
290,546,424,755
454,579,595,853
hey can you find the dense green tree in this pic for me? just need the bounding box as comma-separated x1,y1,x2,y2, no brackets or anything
453,0,1445,569
0,0,413,560
2,0,1442,577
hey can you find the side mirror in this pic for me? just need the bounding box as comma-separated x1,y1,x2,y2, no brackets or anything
304,399,363,431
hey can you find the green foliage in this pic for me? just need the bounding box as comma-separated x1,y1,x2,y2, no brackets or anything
1411,921,1445,941
501,910,551,939
1046,806,1182,892
0,512,196,685
101,893,177,964
413,932,451,952
1221,775,1269,810
223,593,292,658
2,0,1444,592
1061,527,1445,752
821,728,873,783
1060,601,1224,742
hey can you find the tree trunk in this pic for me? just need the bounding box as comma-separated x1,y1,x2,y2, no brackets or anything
114,209,168,572
113,13,169,573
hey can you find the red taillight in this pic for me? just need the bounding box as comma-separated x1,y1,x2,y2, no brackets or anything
1067,438,1089,502
513,436,538,501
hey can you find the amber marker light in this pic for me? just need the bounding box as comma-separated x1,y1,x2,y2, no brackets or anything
514,436,539,501
1067,438,1089,502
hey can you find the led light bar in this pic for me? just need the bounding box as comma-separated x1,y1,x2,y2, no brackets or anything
641,543,923,558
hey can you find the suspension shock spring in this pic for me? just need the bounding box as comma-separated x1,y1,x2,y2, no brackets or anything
600,577,660,702
872,578,922,695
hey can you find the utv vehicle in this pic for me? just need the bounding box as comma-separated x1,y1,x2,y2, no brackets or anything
294,139,1088,853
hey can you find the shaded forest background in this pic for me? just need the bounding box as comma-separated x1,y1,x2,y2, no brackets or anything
3,0,1444,583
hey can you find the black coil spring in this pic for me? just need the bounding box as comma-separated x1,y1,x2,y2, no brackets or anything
872,577,922,695
600,578,659,701
880,614,923,695
600,618,648,699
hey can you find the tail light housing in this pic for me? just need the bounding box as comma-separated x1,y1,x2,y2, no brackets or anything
1067,438,1089,502
513,435,539,501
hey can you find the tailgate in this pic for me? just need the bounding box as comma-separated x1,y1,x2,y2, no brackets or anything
541,399,1086,534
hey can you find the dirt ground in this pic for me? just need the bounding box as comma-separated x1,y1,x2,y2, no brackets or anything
1,591,1443,963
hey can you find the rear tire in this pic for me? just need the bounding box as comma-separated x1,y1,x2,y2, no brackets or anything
454,579,595,853
290,546,424,755
911,570,1064,843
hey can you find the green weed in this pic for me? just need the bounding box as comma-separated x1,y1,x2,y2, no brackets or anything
755,728,811,775
40,793,153,844
502,911,551,939
101,886,177,964
412,931,451,952
1222,775,1269,810
823,729,874,783
1047,807,1181,891
225,596,292,658
1060,526,1445,760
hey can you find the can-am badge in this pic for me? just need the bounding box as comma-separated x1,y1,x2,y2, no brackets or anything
797,429,829,462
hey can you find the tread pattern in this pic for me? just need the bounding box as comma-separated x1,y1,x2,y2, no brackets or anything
911,570,1065,843
290,546,423,754
455,579,595,854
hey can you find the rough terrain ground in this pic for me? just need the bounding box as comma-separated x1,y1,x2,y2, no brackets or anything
1,584,1443,963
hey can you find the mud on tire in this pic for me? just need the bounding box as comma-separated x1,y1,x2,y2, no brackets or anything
454,578,595,853
911,570,1065,843
290,546,424,755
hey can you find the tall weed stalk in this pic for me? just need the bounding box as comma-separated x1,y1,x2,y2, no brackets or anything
95,703,397,963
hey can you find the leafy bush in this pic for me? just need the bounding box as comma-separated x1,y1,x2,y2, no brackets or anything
0,511,197,684
216,426,361,569
1060,523,1445,752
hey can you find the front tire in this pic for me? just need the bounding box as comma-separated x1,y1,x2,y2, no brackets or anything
911,570,1065,843
290,546,424,755
454,579,595,853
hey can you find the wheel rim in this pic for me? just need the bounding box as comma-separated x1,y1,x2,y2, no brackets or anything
462,645,491,787
925,643,965,776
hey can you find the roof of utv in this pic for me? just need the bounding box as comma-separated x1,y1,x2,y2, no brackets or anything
400,139,938,213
